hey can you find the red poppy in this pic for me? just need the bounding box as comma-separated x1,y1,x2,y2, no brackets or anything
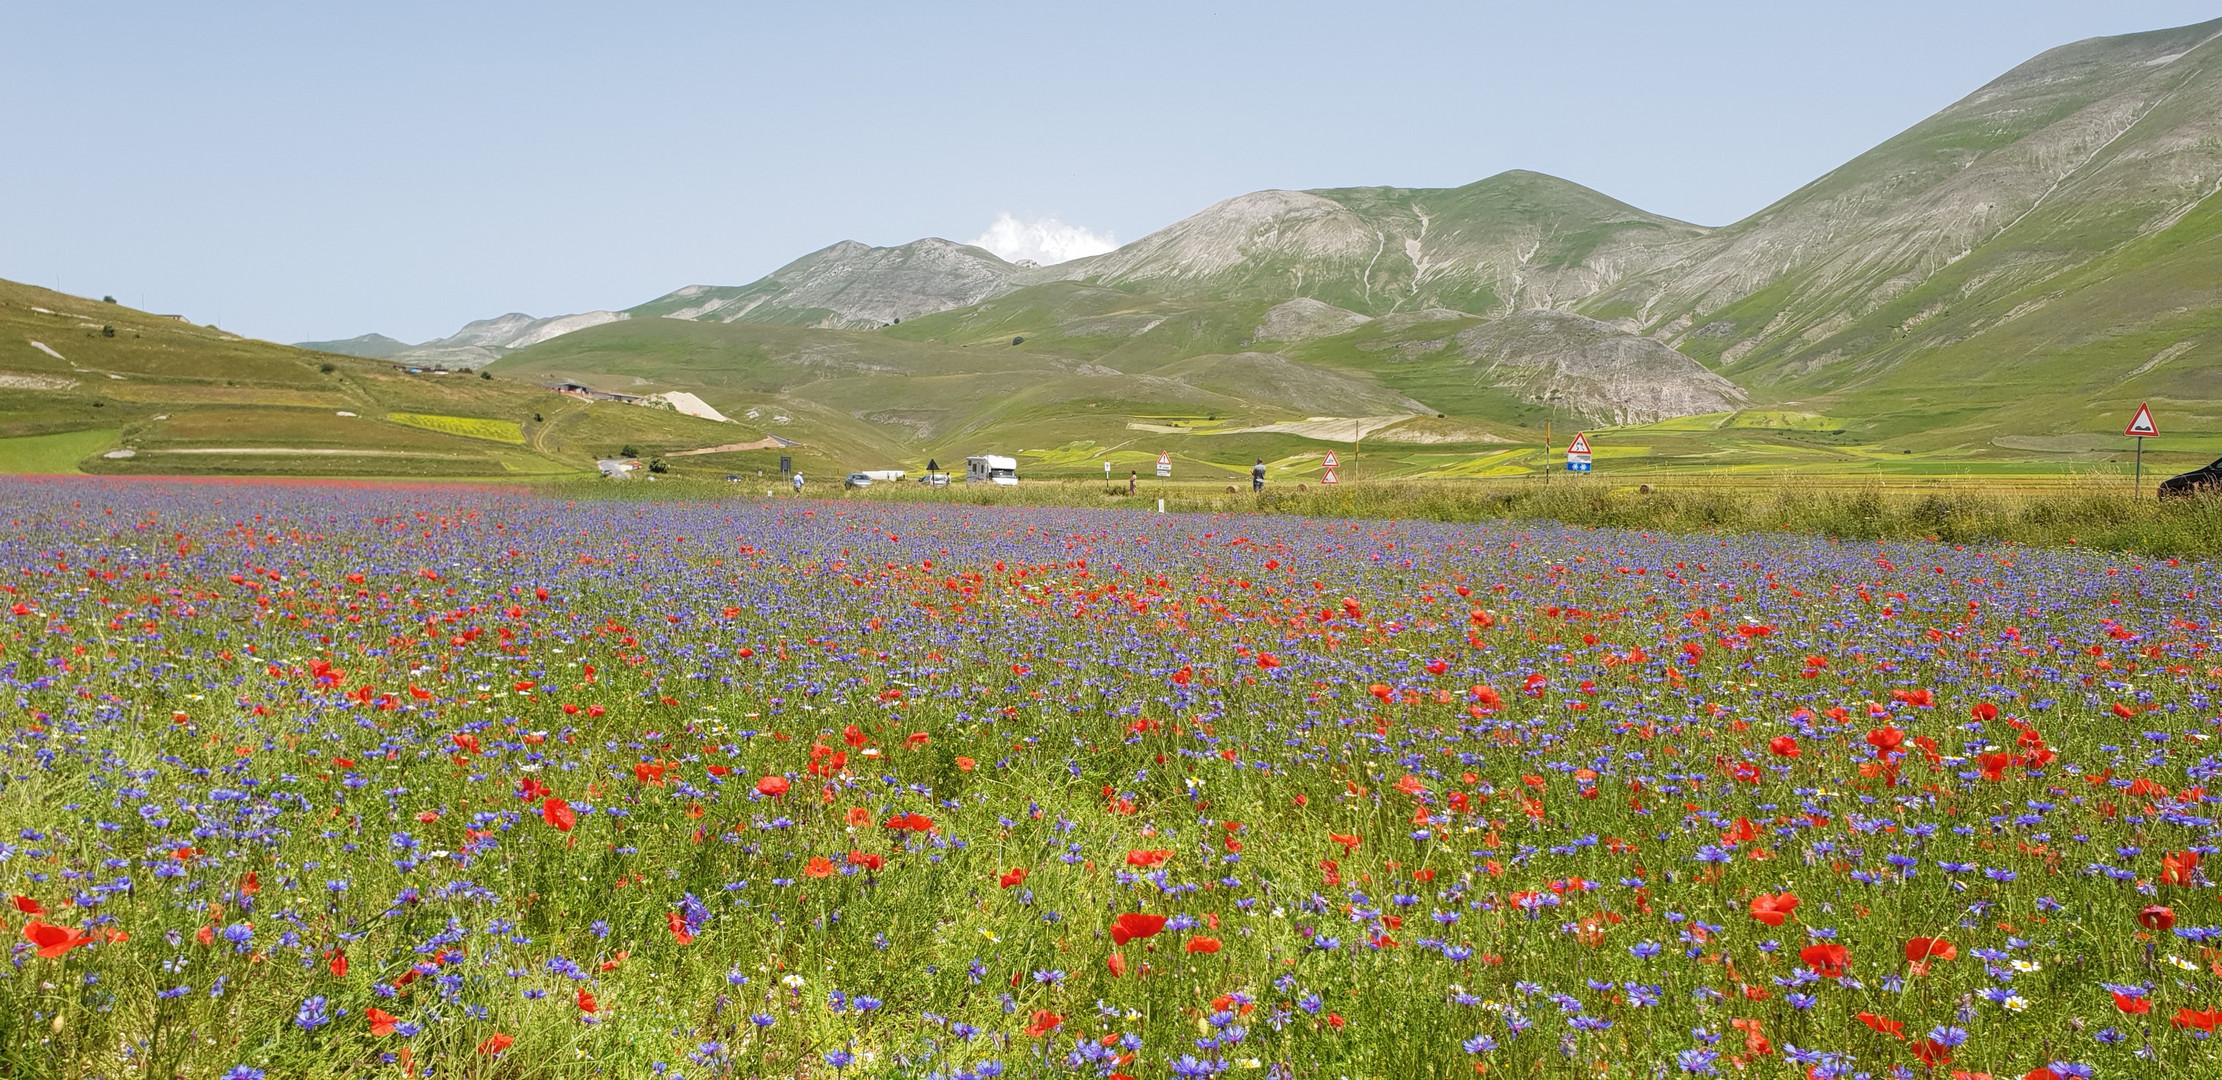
1185,935,1222,954
667,911,695,946
367,1007,398,1036
885,813,935,832
541,797,576,832
2163,851,2201,887
1106,951,1128,977
846,850,885,872
1328,833,1361,853
1110,913,1167,945
803,856,835,878
1864,726,1904,756
2141,905,2177,932
329,949,348,977
1908,1038,1951,1067
11,895,44,915
1767,736,1799,757
1023,1009,1063,1037
1125,849,1172,868
999,868,1028,889
1748,892,1799,927
576,988,599,1014
22,919,91,959
756,775,791,799
2114,991,2152,1015
1797,943,1849,979
1904,937,1956,963
2174,1007,2222,1031
476,1033,514,1056
1855,1011,1903,1038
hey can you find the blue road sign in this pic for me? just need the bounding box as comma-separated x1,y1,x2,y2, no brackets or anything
1566,462,1591,472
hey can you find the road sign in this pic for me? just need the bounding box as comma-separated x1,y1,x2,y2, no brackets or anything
1566,461,1591,472
1565,431,1593,472
1155,452,1171,479
1322,451,1339,468
2126,402,2160,489
1322,467,1339,485
779,456,792,475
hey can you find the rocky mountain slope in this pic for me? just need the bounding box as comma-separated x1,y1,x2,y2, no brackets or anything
299,311,628,369
1447,311,1748,425
1044,172,1708,317
629,238,1024,330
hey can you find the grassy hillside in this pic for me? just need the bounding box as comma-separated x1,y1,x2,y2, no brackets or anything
489,311,1449,476
0,279,757,478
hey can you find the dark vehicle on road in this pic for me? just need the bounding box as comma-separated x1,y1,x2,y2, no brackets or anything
2159,457,2222,498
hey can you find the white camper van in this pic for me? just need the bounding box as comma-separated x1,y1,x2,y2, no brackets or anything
965,455,1018,486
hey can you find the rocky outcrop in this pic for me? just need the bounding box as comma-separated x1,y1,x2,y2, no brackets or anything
1451,310,1746,425
1253,298,1373,343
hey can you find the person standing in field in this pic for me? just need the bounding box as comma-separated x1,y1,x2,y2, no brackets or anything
791,472,805,494
1252,458,1266,493
1128,469,1137,496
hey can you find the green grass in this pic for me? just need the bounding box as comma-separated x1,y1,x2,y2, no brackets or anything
716,473,2222,558
386,412,528,444
0,428,114,474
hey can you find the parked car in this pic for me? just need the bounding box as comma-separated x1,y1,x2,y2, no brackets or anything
2159,457,2222,498
917,472,950,487
843,473,873,489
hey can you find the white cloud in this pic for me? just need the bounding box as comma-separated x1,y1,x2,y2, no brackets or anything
969,214,1117,266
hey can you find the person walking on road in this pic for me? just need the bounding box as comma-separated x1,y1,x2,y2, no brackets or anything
1251,458,1266,493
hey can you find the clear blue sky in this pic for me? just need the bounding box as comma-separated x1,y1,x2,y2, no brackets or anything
4,1,2217,345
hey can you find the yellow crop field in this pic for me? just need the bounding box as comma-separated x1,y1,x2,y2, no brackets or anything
385,412,525,444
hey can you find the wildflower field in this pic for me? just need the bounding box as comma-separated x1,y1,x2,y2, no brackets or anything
3,478,2217,1080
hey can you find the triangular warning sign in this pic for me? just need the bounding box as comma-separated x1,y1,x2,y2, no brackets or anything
1322,451,1339,467
1566,432,1592,455
2126,403,2160,437
1321,468,1339,485
1157,452,1171,466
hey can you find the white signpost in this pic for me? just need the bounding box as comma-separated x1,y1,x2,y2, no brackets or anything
1155,452,1172,479
2126,402,2159,488
1565,432,1593,473
1321,450,1340,485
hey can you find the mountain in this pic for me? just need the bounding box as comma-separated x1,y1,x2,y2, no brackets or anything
1583,15,2222,438
295,332,409,359
299,312,631,370
629,238,1025,330
1046,171,1708,317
